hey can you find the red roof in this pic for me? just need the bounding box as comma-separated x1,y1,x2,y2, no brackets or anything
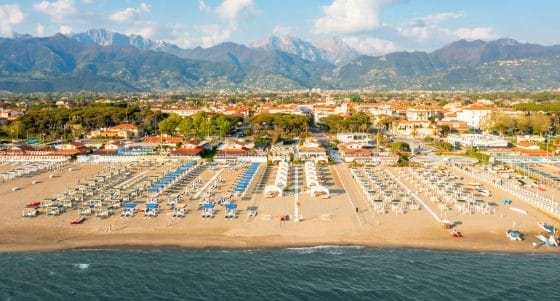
110,123,139,130
54,149,82,156
512,147,549,156
172,147,204,156
218,148,249,156
92,149,118,155
144,136,184,144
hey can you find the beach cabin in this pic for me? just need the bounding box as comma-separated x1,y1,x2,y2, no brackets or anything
202,203,215,218
121,202,137,217
264,185,283,198
225,203,238,219
173,203,187,218
22,208,39,218
79,206,92,216
95,206,111,219
144,203,159,218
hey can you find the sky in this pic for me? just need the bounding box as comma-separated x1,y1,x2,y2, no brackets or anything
0,0,559,55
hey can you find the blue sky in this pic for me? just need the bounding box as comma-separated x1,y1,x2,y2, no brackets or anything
0,0,559,55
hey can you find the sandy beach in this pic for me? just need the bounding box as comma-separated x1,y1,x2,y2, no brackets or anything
1,159,559,254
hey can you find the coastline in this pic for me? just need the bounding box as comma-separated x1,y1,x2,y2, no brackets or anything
2,230,559,254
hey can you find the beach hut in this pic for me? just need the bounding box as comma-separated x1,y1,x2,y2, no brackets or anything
264,185,283,198
202,203,215,218
144,203,159,218
310,185,329,198
173,203,187,218
121,202,137,217
225,203,238,219
95,206,111,219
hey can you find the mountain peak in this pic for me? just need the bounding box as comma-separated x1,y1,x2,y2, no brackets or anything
312,37,360,65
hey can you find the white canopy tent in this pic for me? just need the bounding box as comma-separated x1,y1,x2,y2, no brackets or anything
264,185,283,197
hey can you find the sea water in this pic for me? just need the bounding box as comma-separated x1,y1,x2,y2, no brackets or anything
0,247,559,300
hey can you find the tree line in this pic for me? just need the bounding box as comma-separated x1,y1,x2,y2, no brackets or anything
479,112,553,136
1,104,164,140
157,112,242,139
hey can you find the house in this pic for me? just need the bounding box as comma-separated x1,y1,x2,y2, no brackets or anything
91,123,142,139
171,139,205,157
405,105,440,121
393,120,434,137
54,141,89,156
0,108,24,120
217,140,250,157
91,141,122,155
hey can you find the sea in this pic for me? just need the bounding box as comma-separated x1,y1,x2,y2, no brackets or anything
0,247,559,300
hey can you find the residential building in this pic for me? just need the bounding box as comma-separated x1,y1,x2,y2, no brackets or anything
456,103,494,129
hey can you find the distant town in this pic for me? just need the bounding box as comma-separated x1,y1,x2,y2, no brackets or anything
1,91,559,164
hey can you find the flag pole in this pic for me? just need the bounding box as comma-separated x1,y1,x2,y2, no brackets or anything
294,163,300,222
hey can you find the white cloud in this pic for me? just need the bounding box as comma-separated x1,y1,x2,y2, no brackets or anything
168,24,233,48
109,3,150,23
343,36,396,55
407,12,464,28
82,0,94,3
0,4,24,38
454,27,495,40
33,0,76,21
59,24,72,35
391,11,495,50
215,0,257,22
36,23,45,36
272,25,294,36
400,12,466,42
200,0,258,23
313,0,395,34
198,0,210,13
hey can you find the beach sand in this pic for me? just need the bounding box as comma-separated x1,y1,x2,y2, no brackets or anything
1,160,559,253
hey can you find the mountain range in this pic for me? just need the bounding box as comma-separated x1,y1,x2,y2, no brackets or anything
0,28,559,93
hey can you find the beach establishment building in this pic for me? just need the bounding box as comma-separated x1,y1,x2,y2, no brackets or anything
336,132,376,147
446,134,509,148
297,140,328,163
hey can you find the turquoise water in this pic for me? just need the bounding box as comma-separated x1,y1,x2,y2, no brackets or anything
1,247,559,300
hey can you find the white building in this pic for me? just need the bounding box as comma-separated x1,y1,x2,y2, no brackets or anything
456,104,494,129
336,132,376,147
446,134,509,148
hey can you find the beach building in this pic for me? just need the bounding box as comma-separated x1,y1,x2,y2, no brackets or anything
54,141,89,156
143,135,184,147
338,143,373,162
0,108,24,120
446,134,509,148
297,140,328,163
172,139,205,157
336,132,376,147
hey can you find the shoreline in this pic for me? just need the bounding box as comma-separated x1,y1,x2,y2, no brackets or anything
2,233,559,255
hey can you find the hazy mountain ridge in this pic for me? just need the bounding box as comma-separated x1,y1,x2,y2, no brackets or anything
0,30,559,92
